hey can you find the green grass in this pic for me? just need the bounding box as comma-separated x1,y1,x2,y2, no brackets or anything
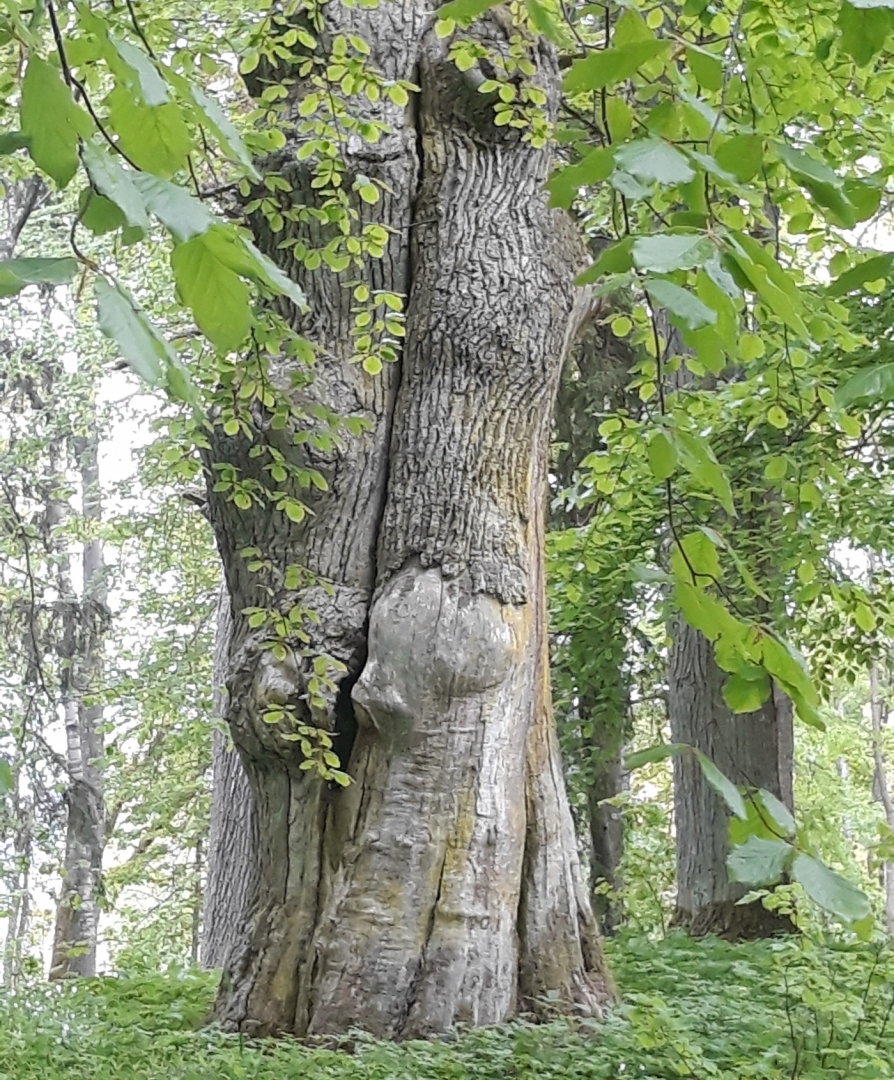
2,933,893,1079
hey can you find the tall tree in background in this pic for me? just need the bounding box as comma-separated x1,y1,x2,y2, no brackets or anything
49,414,108,978
550,293,644,930
669,623,794,936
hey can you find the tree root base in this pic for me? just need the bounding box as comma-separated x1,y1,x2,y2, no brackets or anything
672,900,797,941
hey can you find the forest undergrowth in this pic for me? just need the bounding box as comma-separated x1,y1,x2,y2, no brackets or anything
2,932,893,1079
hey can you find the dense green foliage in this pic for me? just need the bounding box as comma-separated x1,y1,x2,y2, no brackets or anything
4,934,894,1079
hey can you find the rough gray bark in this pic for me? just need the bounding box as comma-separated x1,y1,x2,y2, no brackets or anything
203,3,613,1037
201,586,259,970
50,432,107,978
669,620,794,938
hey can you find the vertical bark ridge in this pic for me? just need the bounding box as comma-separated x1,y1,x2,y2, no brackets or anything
202,586,259,971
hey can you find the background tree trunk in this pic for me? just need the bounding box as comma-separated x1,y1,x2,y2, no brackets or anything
869,662,894,934
203,4,613,1037
669,620,794,938
582,683,626,933
50,429,106,978
549,271,639,932
201,586,259,970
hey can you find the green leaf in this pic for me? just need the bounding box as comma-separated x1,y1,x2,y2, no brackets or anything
671,429,735,515
613,8,656,44
107,88,191,178
648,431,676,481
171,233,252,352
828,253,894,296
723,670,771,713
606,97,633,142
525,0,562,42
855,602,876,632
776,143,842,188
714,135,763,182
0,132,30,155
438,0,500,20
196,225,307,309
838,2,893,66
0,759,13,794
21,56,85,187
767,405,788,430
686,45,723,91
548,148,615,208
728,836,791,886
844,177,882,222
754,789,796,837
633,233,715,274
792,854,871,924
760,635,823,729
563,40,670,93
837,362,894,407
79,189,127,235
95,277,170,386
645,278,717,330
0,257,79,297
576,236,634,284
132,173,214,241
81,143,150,232
624,742,689,770
111,35,169,105
671,531,722,582
696,751,748,819
188,83,261,180
727,252,808,338
614,139,695,185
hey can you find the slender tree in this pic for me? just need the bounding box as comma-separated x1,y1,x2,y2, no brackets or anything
49,408,108,978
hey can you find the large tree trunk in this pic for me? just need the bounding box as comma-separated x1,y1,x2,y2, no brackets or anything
50,432,106,978
201,586,259,969
669,620,794,938
203,4,613,1038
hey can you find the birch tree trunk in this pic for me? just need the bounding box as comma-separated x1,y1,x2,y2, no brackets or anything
669,621,794,938
49,430,107,978
203,3,613,1038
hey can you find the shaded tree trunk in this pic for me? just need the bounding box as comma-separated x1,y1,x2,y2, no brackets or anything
578,656,627,933
669,620,794,938
550,263,639,933
204,3,613,1038
870,662,894,935
201,586,259,970
50,431,107,978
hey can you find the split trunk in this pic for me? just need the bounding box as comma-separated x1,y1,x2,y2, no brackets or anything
202,3,613,1038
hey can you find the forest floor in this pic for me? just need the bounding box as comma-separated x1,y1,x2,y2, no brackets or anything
2,932,892,1079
